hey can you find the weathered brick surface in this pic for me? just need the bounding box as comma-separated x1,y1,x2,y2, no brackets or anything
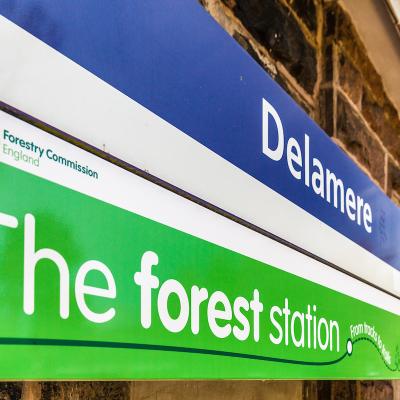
131,381,303,400
316,381,331,399
40,382,129,400
362,90,400,162
360,381,393,400
231,0,318,94
318,87,334,137
335,5,383,99
393,380,400,400
336,94,385,187
302,381,332,400
324,3,336,37
323,43,333,82
331,381,357,400
338,50,363,108
388,159,400,202
0,383,22,400
289,0,317,33
329,3,400,164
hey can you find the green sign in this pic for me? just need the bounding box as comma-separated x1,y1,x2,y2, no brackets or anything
0,110,399,379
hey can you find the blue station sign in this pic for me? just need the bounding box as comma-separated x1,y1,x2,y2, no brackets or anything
0,0,399,276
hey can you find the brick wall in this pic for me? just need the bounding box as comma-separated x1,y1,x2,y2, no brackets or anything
0,381,398,400
0,381,302,400
200,0,400,205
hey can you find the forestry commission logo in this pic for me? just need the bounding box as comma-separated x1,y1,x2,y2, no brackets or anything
1,128,99,179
